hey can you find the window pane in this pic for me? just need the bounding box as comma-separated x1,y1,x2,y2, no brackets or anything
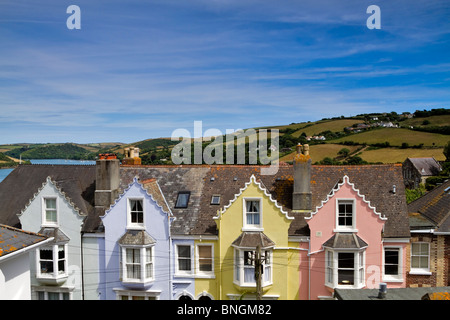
48,292,59,300
58,260,65,273
176,192,190,208
420,256,428,268
338,253,354,269
412,256,419,268
244,267,255,283
178,246,191,271
146,248,152,262
178,246,190,258
40,249,53,260
385,250,398,264
46,199,56,209
198,246,212,271
179,259,191,271
145,263,153,278
338,270,354,285
130,200,143,223
345,204,353,213
234,250,240,281
385,249,399,275
338,252,354,285
40,261,53,274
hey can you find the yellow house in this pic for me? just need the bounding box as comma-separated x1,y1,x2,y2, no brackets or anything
209,175,301,300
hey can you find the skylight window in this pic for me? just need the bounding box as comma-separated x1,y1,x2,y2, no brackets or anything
211,195,220,205
175,191,190,208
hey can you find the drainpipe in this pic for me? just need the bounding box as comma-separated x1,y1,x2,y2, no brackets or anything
307,247,325,300
81,231,85,300
168,216,173,300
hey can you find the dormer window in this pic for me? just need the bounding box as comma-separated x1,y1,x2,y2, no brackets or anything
243,198,262,230
43,197,58,226
175,191,190,208
128,199,144,229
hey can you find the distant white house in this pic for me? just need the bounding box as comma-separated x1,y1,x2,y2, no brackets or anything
0,224,52,300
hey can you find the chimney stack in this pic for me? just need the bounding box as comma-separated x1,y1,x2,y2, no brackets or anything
122,147,141,165
95,153,120,214
292,144,312,211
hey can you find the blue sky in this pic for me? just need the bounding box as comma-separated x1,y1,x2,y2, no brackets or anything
1,0,449,144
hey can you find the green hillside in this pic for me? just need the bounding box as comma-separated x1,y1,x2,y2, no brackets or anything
4,143,96,160
332,128,448,147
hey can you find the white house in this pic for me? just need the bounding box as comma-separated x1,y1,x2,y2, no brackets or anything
0,224,52,300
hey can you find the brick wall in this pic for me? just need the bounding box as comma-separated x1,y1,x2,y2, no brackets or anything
407,234,449,287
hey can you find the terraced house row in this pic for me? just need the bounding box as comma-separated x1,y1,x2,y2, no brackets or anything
0,145,448,300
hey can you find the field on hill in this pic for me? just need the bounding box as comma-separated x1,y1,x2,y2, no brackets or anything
401,114,450,127
358,147,445,163
332,128,449,147
291,119,364,138
280,144,361,163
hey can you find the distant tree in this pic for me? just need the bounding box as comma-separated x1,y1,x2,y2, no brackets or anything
338,148,350,157
444,141,450,161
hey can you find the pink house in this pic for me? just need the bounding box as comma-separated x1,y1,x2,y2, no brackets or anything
293,144,409,299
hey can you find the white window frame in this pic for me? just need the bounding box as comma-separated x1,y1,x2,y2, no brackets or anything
242,198,263,231
175,244,193,276
127,198,144,230
42,197,58,227
335,199,357,232
410,242,431,275
325,249,365,289
34,288,72,300
36,244,68,281
383,246,404,282
115,290,160,300
195,244,214,278
121,245,155,284
233,248,272,288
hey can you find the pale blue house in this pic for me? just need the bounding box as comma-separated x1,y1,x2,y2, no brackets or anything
100,177,173,300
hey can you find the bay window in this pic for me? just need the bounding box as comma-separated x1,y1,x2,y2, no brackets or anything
37,244,68,283
325,249,365,288
121,246,154,284
233,248,272,287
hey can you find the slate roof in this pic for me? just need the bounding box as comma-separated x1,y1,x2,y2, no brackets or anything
232,232,275,248
322,232,368,249
119,230,156,246
334,286,450,300
0,224,48,258
0,164,96,230
0,163,409,238
408,179,450,233
406,157,442,176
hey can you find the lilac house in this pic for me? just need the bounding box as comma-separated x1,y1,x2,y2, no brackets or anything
100,177,173,300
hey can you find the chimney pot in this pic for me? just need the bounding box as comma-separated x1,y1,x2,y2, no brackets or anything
378,283,387,299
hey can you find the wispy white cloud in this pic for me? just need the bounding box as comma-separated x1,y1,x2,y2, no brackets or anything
0,0,449,143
